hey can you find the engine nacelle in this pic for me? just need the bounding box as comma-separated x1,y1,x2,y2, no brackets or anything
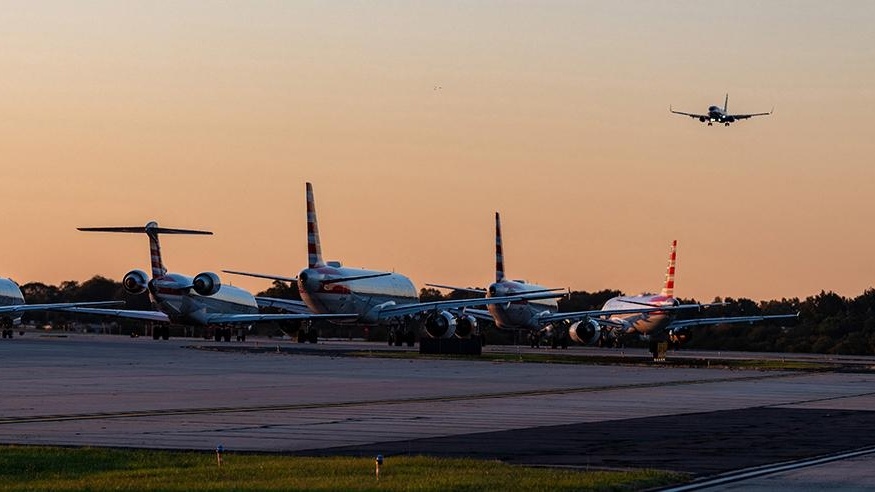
122,270,149,295
192,272,222,296
424,311,457,339
568,319,602,346
725,116,736,123
454,315,478,339
668,327,692,346
699,116,707,122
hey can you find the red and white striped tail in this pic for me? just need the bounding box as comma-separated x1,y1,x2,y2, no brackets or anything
661,240,677,297
145,222,166,278
495,212,505,282
306,182,325,268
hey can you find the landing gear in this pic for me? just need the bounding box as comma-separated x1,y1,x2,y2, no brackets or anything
153,325,170,340
295,321,318,343
528,331,540,348
724,122,730,127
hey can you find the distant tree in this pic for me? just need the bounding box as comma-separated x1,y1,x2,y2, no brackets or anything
256,280,301,300
419,288,444,302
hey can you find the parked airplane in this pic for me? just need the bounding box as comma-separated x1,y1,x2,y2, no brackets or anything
0,276,122,338
564,240,797,350
428,214,708,348
670,94,772,126
65,222,355,341
224,183,550,346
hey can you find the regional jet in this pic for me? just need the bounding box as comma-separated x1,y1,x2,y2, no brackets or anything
64,222,356,341
224,183,549,346
427,214,708,348
670,94,772,126
0,276,122,338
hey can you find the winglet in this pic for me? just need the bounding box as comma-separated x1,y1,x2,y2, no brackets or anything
495,212,505,282
660,240,677,297
306,182,325,268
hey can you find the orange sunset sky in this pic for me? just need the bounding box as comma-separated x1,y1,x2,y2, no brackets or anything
2,1,874,301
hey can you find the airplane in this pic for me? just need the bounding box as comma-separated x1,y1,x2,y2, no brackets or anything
223,183,554,346
64,222,357,341
564,240,798,351
0,276,123,338
427,214,710,348
670,94,772,126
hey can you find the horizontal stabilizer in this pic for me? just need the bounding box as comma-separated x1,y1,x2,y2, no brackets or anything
78,224,212,235
223,270,297,283
424,283,488,294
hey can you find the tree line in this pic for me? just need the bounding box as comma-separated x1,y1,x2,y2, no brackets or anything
15,276,875,355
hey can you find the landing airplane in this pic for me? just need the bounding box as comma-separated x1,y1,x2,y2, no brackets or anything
224,183,550,346
0,276,123,338
65,222,356,341
670,94,772,126
428,214,708,348
564,240,798,350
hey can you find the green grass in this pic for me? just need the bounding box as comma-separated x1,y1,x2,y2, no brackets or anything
0,446,685,491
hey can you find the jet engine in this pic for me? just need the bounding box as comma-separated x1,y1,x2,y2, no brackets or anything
699,116,706,122
568,319,602,346
423,311,457,339
725,116,736,123
454,315,478,339
668,327,692,347
192,272,222,296
122,270,149,295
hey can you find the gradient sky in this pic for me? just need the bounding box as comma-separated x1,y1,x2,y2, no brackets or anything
2,1,874,301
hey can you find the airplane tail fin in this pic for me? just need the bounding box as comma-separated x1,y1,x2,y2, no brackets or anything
495,212,505,282
78,222,212,279
306,182,325,268
724,94,729,113
660,240,677,298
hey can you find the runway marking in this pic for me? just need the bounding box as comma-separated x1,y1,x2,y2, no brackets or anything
661,446,875,491
0,372,799,426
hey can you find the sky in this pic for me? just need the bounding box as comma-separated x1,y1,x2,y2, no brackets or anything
2,1,874,301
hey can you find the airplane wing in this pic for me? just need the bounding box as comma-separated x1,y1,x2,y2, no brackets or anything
458,308,495,322
0,300,125,315
727,110,772,120
537,303,707,325
203,313,358,324
59,307,171,322
670,107,707,119
374,293,562,319
667,313,798,329
254,296,312,314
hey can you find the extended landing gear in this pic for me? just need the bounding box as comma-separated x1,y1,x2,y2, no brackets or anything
152,325,170,340
296,322,318,344
387,323,416,347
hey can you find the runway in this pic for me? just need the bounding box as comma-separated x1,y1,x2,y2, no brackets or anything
2,333,875,489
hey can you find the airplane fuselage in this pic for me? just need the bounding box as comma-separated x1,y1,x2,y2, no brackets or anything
298,264,418,325
0,278,25,325
601,294,677,338
148,273,259,325
486,280,558,331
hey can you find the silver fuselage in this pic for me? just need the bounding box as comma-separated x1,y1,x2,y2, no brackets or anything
0,278,25,325
602,294,676,338
148,273,258,325
298,265,417,325
486,280,558,331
